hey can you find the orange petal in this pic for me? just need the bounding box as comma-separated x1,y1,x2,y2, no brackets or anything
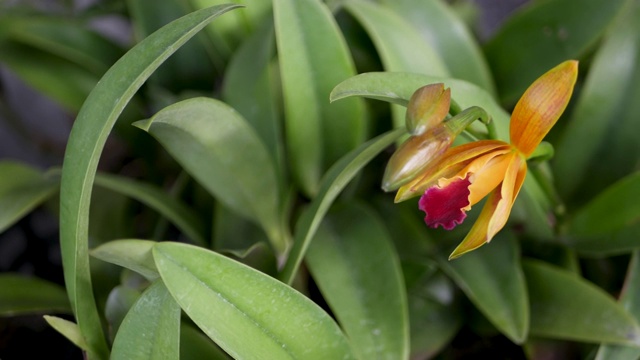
448,153,526,259
395,140,511,202
510,60,578,157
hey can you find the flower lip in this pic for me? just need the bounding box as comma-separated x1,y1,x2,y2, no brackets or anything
419,175,471,230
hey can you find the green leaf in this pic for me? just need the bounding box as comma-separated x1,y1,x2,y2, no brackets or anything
0,274,70,316
344,0,448,129
43,315,90,352
569,223,640,257
0,161,58,233
222,16,285,181
438,231,529,343
279,128,404,284
91,239,159,280
553,3,640,199
111,281,181,360
484,0,627,104
596,251,640,360
134,97,286,253
58,6,242,360
376,0,495,95
525,259,640,346
180,324,231,360
93,172,207,246
104,286,142,342
330,72,510,140
569,172,640,237
306,203,409,359
153,242,355,360
274,0,366,196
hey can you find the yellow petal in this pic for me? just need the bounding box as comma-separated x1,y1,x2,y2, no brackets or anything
395,140,511,202
466,152,514,208
448,153,526,259
510,60,578,157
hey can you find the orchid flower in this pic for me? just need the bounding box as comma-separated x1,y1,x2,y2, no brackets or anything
393,60,578,259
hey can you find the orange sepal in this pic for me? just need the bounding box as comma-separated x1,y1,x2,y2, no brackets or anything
510,60,578,157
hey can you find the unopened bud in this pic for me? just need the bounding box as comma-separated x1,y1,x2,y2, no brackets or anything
406,84,451,135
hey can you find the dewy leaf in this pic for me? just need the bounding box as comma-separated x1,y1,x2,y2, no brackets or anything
306,203,409,359
0,274,71,316
111,281,181,360
91,239,159,281
438,231,529,343
554,2,640,199
58,6,242,360
596,251,640,360
94,173,206,246
525,259,640,346
153,242,355,360
0,161,58,233
134,97,286,253
569,172,640,237
331,72,510,140
279,128,404,284
376,0,496,95
485,0,627,104
274,0,366,196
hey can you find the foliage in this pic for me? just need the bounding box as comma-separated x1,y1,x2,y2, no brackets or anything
1,0,640,358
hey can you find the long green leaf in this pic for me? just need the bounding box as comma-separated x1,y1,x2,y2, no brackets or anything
525,259,640,346
307,203,409,359
376,0,495,95
134,97,286,253
0,274,70,316
91,239,159,280
180,324,231,360
111,281,181,360
104,285,142,342
438,231,529,343
279,128,404,284
344,0,448,129
553,2,640,199
569,172,640,237
44,315,90,352
0,161,58,233
485,0,627,104
58,6,241,359
274,0,366,196
153,242,355,360
596,251,640,360
222,16,284,180
93,173,206,246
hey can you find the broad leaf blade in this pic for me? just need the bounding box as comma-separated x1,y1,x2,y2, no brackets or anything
0,161,58,233
0,274,70,316
153,242,355,360
525,259,640,346
569,172,640,237
438,232,529,343
134,97,285,253
111,281,181,360
58,6,242,359
274,0,366,196
307,203,409,359
485,0,627,104
279,128,404,284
